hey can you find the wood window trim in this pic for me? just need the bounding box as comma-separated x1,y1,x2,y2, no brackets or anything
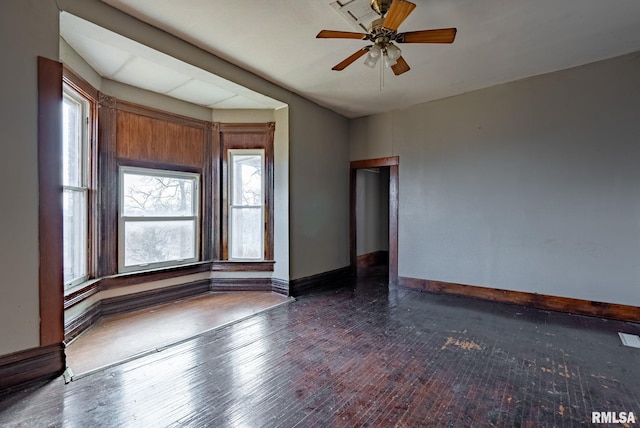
38,57,64,345
220,122,275,261
62,66,99,286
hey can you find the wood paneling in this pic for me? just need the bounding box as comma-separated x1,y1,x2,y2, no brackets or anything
0,343,64,391
38,56,65,346
398,276,640,323
289,266,351,297
116,109,206,168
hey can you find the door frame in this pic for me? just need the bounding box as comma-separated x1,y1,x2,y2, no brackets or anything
350,156,399,285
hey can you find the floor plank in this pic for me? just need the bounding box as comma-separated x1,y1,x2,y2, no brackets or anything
66,291,292,376
1,272,639,427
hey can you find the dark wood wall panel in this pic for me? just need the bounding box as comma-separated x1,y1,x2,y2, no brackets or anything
116,111,205,168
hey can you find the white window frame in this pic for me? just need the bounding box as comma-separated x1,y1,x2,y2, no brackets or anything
62,84,90,289
118,166,200,273
228,149,265,261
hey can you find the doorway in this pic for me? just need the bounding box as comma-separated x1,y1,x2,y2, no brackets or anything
350,157,399,285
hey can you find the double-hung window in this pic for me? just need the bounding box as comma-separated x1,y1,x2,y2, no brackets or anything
228,149,265,260
119,167,200,272
62,85,90,288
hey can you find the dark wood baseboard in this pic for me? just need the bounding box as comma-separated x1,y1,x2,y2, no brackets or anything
101,279,211,317
289,266,352,297
0,343,65,391
211,261,275,272
100,262,212,291
398,277,640,323
64,302,102,343
210,278,272,292
357,251,389,270
271,278,290,296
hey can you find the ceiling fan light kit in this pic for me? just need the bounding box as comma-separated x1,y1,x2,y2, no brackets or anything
317,0,457,76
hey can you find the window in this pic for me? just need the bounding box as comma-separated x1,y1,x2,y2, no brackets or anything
62,85,90,288
228,150,265,260
119,167,200,272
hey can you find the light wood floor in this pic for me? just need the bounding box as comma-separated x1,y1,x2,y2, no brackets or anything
66,291,292,377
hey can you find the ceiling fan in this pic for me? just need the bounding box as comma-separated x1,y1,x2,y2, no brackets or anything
317,0,457,75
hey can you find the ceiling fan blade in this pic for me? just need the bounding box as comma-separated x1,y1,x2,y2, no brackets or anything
396,28,457,44
391,56,410,75
382,0,416,31
317,30,368,40
332,48,370,71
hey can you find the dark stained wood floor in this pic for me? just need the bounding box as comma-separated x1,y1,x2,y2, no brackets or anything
1,271,639,427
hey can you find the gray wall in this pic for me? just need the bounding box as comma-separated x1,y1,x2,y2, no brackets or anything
356,168,389,256
0,0,60,355
350,52,640,306
288,97,349,279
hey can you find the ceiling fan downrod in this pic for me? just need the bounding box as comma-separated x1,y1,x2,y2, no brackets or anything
370,0,393,17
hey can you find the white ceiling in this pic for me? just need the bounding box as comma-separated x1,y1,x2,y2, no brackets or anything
81,1,640,118
60,13,287,111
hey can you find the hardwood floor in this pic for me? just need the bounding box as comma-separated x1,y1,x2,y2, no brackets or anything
1,272,639,427
66,291,292,377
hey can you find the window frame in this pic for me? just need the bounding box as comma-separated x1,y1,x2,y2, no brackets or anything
118,165,201,273
62,73,96,290
220,123,275,262
227,149,266,260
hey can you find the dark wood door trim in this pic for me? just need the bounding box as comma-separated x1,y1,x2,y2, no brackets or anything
38,56,64,346
349,156,399,285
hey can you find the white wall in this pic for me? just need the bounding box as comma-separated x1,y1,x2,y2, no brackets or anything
0,0,60,355
350,52,640,306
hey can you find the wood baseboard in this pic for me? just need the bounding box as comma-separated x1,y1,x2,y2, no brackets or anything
290,266,352,297
271,278,290,296
398,277,640,323
0,343,65,391
65,302,102,343
357,251,389,270
101,279,211,317
210,278,272,292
